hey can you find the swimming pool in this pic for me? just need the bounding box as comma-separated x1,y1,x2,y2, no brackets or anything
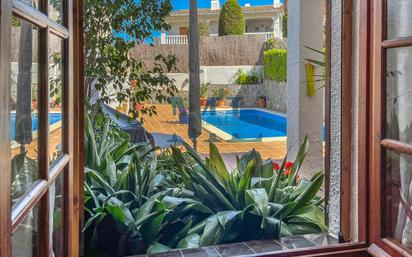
11,112,62,140
201,109,287,141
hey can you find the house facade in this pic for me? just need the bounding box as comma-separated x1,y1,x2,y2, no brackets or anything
157,0,284,44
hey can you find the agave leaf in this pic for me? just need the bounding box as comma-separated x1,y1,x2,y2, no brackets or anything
285,222,322,235
261,159,275,191
208,142,230,183
85,168,115,195
141,200,167,243
111,140,129,163
187,219,208,235
245,189,269,228
147,242,172,254
262,216,281,238
176,234,200,249
85,181,101,208
288,136,309,186
268,156,287,201
293,173,324,211
216,211,242,229
268,202,283,216
98,119,110,157
190,171,235,210
102,190,139,205
279,222,294,237
288,205,328,231
105,201,138,232
162,196,213,214
237,159,256,193
171,146,191,186
85,113,101,169
200,215,224,246
83,212,106,232
104,153,117,187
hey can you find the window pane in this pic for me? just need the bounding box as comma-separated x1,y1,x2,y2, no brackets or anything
12,205,40,257
50,173,64,257
386,46,412,144
11,18,40,207
49,0,64,25
385,149,412,248
15,0,40,11
387,0,412,39
49,34,64,165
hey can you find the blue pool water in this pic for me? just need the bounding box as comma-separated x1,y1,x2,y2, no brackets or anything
202,109,287,140
11,113,62,140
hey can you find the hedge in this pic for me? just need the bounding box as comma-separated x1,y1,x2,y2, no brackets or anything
263,49,287,82
218,0,245,36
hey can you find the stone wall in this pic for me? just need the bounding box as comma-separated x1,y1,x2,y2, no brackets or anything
130,34,267,72
227,79,287,113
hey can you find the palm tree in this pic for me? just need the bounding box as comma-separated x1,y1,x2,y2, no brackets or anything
188,0,201,150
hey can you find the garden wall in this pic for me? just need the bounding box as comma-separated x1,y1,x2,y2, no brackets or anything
169,65,264,90
130,34,267,72
229,79,287,113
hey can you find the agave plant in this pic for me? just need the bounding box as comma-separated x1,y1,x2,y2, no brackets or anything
83,112,211,256
170,136,327,247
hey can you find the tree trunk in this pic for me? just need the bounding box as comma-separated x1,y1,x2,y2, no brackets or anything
15,19,33,148
188,0,201,149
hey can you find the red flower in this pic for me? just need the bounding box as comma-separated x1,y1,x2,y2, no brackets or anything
273,162,280,171
285,161,294,170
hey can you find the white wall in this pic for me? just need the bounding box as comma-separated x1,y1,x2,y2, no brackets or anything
245,19,274,33
169,65,264,90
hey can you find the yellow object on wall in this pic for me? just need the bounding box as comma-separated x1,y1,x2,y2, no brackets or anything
305,63,315,97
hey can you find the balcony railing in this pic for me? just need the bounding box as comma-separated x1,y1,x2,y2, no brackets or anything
154,35,188,45
155,32,277,45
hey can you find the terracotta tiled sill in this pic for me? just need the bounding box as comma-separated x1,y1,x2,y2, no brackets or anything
130,233,339,257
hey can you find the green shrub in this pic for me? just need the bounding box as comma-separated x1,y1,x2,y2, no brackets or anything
264,38,287,50
200,83,210,98
282,14,288,38
198,22,209,37
236,70,260,85
263,49,287,82
218,0,244,36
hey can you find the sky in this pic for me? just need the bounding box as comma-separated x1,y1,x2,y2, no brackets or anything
171,0,282,10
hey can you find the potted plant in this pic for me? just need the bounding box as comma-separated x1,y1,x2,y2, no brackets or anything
213,87,230,107
200,83,209,107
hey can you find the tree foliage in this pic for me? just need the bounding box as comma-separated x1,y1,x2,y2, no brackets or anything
218,0,244,36
263,49,287,82
282,14,288,38
84,0,178,120
198,22,209,37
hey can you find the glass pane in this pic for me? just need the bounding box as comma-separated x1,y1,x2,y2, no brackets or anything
386,46,412,144
16,0,40,11
50,173,64,257
385,149,412,249
12,205,40,257
49,34,64,165
49,0,64,25
11,18,40,207
387,0,412,39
